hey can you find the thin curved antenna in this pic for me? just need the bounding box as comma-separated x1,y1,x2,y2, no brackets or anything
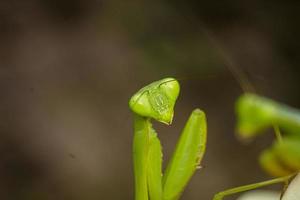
199,26,256,93
165,4,256,93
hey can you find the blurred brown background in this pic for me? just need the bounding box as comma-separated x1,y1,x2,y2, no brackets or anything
0,0,300,199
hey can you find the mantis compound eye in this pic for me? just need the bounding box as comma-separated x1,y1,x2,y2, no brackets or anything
129,78,180,124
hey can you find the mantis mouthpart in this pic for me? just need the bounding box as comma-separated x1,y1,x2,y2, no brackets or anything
129,78,207,200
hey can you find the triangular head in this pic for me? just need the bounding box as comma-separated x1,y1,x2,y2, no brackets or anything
129,78,180,124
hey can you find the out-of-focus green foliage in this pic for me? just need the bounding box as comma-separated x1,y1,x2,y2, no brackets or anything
236,93,300,139
236,93,300,176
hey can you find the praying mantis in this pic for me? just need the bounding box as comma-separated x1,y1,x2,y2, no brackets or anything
129,78,207,200
129,78,300,200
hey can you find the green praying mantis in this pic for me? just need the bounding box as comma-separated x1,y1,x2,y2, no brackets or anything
129,78,300,200
129,78,207,200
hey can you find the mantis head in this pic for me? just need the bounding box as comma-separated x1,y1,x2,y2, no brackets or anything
129,77,180,124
